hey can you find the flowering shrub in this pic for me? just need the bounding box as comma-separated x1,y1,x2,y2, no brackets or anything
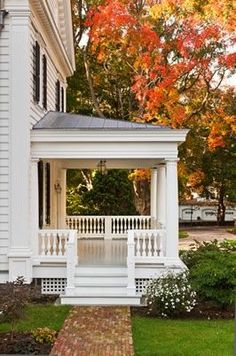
32,327,57,344
145,271,196,317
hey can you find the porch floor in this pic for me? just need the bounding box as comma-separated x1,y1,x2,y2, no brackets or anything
77,239,127,266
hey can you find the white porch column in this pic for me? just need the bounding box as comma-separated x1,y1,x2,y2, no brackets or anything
165,159,179,259
150,168,158,228
157,164,166,228
30,159,39,256
8,4,32,282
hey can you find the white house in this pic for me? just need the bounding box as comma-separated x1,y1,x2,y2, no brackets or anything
0,0,188,305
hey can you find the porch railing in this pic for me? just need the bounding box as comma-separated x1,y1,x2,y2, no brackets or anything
65,215,152,239
38,229,77,260
127,229,166,295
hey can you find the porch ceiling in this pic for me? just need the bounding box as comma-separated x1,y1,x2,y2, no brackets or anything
31,112,189,160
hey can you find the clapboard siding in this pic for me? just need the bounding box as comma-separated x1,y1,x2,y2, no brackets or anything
29,21,67,126
0,16,10,271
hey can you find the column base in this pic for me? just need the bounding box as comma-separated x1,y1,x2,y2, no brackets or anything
8,248,32,283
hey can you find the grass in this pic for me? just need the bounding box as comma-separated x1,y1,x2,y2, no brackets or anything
179,230,189,239
0,304,71,333
132,316,234,356
227,227,236,235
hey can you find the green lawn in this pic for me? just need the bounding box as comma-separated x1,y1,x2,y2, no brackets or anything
132,316,234,356
179,230,189,239
0,304,71,333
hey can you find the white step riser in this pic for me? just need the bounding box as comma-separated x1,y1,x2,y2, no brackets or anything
74,286,128,295
60,296,141,306
74,276,128,284
75,267,127,275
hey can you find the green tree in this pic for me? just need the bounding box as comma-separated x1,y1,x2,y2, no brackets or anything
79,170,137,215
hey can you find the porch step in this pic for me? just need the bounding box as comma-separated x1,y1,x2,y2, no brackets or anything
60,295,141,306
75,266,127,275
75,277,128,285
74,285,128,296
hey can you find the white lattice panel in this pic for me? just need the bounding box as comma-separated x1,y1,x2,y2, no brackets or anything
135,278,149,295
41,278,67,294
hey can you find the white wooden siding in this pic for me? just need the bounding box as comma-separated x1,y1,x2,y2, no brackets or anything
0,19,10,271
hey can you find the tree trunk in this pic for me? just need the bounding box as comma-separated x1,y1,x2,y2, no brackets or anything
217,186,225,225
82,47,105,118
133,180,150,215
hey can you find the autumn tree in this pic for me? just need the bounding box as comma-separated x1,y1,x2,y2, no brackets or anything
85,0,236,138
68,0,138,119
69,0,236,221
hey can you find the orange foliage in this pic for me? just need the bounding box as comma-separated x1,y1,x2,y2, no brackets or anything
129,169,151,182
85,0,236,150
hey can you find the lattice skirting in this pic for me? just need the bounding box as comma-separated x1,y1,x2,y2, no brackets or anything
135,278,150,295
41,278,67,294
41,278,150,295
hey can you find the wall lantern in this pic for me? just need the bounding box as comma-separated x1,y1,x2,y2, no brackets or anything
0,1,8,31
97,160,107,175
54,181,62,194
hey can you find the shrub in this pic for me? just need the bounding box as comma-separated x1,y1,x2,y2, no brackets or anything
32,327,57,344
145,271,196,317
189,251,236,307
219,239,236,252
180,240,236,308
0,277,30,340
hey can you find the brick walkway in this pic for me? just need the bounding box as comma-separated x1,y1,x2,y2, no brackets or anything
50,306,134,356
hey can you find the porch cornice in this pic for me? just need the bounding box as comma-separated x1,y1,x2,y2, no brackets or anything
31,129,189,144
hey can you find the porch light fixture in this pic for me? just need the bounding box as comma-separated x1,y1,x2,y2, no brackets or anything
0,1,8,31
97,160,107,175
54,181,62,194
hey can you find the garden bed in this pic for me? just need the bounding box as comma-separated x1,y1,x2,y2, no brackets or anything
132,302,234,320
0,332,52,355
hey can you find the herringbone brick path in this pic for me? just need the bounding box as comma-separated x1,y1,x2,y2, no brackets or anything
50,306,134,356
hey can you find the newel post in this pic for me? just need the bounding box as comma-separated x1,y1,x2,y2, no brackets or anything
127,230,136,296
65,230,77,296
104,216,112,239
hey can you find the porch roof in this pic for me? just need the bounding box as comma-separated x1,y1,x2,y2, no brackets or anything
33,111,170,130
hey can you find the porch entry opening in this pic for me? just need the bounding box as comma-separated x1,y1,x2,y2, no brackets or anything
77,239,127,266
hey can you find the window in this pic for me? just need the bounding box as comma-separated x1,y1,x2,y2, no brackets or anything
42,54,47,110
33,41,40,102
45,163,51,225
61,87,64,112
55,80,60,111
38,161,44,229
38,161,51,228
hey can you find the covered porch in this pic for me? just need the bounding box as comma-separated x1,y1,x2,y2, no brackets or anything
9,112,188,304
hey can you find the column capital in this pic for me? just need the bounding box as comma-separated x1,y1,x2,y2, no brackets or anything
165,158,180,164
31,158,40,164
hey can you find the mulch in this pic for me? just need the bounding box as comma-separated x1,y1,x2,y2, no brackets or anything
131,302,235,320
0,332,52,355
